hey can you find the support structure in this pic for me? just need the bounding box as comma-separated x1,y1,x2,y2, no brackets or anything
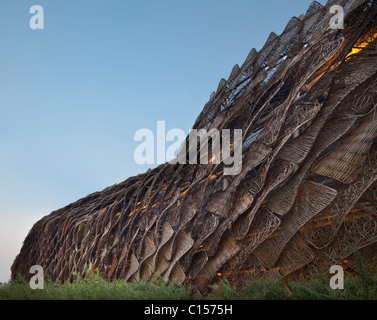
12,0,377,292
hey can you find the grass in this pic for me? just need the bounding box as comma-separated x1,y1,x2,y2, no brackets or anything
208,268,377,300
0,271,194,300
1,262,376,300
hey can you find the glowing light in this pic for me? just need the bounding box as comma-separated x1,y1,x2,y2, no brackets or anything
345,32,377,60
209,156,216,163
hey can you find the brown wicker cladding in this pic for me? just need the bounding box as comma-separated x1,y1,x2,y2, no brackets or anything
11,0,377,290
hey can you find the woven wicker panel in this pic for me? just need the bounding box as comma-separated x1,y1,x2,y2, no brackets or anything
163,230,194,281
134,236,156,280
194,233,241,293
124,254,139,281
186,250,208,280
149,222,174,273
266,115,360,216
170,263,187,284
221,253,268,289
205,142,271,218
231,208,281,272
252,181,337,269
276,115,358,164
321,206,377,264
232,159,294,238
312,112,377,184
304,146,377,249
202,187,254,258
274,234,315,277
152,252,170,279
181,215,218,271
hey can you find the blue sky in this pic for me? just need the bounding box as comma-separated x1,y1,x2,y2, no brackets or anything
0,0,324,282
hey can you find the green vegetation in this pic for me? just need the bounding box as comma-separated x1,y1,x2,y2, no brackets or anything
208,268,377,300
0,271,193,300
1,263,376,300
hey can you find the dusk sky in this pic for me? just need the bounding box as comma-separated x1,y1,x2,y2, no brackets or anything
0,0,324,282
